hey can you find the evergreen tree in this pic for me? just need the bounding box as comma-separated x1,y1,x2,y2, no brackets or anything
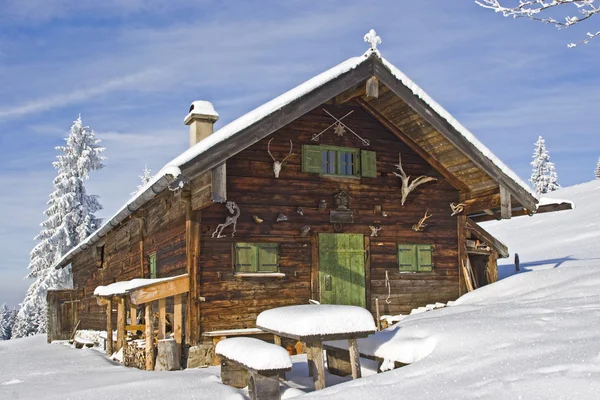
0,304,11,340
530,136,561,195
14,116,105,337
130,165,153,196
595,157,600,180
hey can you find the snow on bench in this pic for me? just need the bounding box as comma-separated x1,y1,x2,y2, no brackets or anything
256,304,376,339
93,274,186,296
215,337,292,373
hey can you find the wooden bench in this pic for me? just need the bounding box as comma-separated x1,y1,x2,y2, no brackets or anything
216,338,292,400
323,343,406,375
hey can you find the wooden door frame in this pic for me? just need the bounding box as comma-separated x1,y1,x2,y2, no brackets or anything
310,233,370,310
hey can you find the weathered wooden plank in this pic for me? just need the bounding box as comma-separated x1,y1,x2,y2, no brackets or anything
129,275,189,305
500,185,512,219
106,299,113,355
465,218,509,258
348,338,361,379
173,294,183,362
158,298,166,340
116,297,126,351
145,303,155,371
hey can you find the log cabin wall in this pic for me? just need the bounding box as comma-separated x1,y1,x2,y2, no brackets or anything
197,102,460,333
71,190,188,330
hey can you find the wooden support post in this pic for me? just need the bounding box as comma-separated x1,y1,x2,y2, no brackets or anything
375,297,381,331
348,339,361,379
457,214,469,295
130,306,137,325
158,298,166,340
173,294,183,362
310,342,326,390
185,208,201,345
117,297,126,351
145,303,155,371
138,216,145,278
500,185,512,219
106,298,113,355
306,344,314,377
273,335,281,347
211,163,227,203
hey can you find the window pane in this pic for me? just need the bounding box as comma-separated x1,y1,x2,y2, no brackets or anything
339,152,354,175
328,151,336,174
321,151,328,174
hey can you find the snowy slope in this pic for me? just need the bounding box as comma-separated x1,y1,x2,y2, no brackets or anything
309,181,600,400
0,336,244,400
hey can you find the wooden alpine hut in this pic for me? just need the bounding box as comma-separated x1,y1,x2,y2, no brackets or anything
49,30,570,368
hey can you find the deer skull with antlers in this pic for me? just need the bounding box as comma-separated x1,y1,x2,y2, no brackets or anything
393,153,437,206
412,210,433,232
268,138,294,178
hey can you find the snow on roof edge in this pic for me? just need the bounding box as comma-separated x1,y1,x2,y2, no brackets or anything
378,57,538,202
93,274,186,297
165,54,371,169
54,165,181,269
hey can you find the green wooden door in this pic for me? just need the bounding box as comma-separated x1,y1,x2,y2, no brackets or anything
318,233,366,307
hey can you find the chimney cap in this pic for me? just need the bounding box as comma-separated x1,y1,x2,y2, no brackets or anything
184,100,219,125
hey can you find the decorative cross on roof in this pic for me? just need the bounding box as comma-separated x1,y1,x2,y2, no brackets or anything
364,29,382,51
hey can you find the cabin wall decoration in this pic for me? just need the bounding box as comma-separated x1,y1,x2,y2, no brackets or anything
369,225,382,237
212,201,241,238
412,210,433,232
393,153,437,206
267,138,293,178
311,109,370,146
330,191,354,224
450,202,466,216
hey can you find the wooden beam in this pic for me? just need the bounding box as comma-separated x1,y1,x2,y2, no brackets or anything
211,163,227,203
465,218,509,258
457,214,470,296
332,82,366,104
186,208,201,345
106,298,113,356
158,298,166,340
129,274,189,305
357,98,470,193
116,297,126,351
178,56,375,181
145,303,155,371
373,60,538,212
173,294,183,362
366,76,379,98
138,216,145,278
500,186,512,219
462,193,500,215
130,306,137,325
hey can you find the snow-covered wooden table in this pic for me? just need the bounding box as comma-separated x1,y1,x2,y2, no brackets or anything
256,304,376,390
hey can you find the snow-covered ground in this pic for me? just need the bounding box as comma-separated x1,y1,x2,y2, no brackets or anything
2,181,599,400
308,180,600,399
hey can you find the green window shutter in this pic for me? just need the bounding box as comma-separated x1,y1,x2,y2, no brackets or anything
360,150,377,178
417,245,434,272
235,243,257,272
149,253,157,278
398,245,417,272
258,244,279,273
302,145,322,174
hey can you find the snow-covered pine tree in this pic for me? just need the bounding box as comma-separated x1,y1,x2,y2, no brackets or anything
0,304,11,340
530,136,561,195
595,157,600,179
14,116,105,338
130,165,153,196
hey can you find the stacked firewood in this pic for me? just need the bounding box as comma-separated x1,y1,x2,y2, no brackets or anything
124,339,146,369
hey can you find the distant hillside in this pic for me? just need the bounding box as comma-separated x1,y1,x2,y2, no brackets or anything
483,179,600,279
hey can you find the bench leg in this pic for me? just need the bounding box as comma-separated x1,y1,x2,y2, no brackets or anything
249,371,281,400
348,339,361,379
326,349,352,377
221,359,249,389
307,342,326,390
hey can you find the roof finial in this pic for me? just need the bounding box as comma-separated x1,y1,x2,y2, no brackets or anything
364,29,382,52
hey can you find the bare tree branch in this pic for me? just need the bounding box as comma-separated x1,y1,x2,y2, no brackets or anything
475,0,600,46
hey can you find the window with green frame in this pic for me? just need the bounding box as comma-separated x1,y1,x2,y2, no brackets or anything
148,252,157,278
397,244,434,272
302,145,377,178
234,243,279,273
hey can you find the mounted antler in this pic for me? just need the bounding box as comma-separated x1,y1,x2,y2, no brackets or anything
450,202,466,216
412,210,433,232
268,138,294,178
393,153,437,206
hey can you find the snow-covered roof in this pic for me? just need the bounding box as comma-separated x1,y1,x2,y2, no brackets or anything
93,274,186,297
55,47,537,270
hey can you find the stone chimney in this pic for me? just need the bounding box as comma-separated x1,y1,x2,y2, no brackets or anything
184,100,219,147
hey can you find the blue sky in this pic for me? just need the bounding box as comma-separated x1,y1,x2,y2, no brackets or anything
1,1,599,307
